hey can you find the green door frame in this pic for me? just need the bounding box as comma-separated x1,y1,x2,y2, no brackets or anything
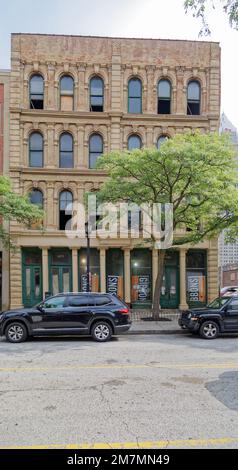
22,249,43,307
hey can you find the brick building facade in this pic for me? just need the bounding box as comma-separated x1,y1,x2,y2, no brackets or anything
0,70,10,310
8,33,220,310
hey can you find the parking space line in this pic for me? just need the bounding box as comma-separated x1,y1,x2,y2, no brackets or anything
1,362,238,372
1,436,238,449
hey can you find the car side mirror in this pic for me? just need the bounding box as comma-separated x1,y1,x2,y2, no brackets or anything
37,304,45,313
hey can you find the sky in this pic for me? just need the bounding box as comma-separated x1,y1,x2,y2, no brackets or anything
0,0,237,128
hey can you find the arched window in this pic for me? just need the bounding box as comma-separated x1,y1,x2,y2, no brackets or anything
59,133,73,168
59,190,73,230
187,80,200,115
60,75,74,111
158,79,171,114
29,74,44,109
128,134,142,150
29,132,43,167
89,134,103,168
128,78,142,113
157,135,169,149
90,76,104,112
30,189,43,207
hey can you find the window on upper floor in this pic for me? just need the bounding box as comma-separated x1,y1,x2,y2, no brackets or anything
59,190,73,230
90,76,104,112
29,75,44,109
89,134,103,169
158,79,171,114
128,78,142,114
60,75,74,111
128,134,142,150
30,189,43,207
59,133,74,168
29,132,43,167
187,80,201,115
157,135,169,149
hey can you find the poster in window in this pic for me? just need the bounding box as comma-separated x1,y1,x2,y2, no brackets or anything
187,275,206,302
131,275,150,302
107,275,124,299
81,273,99,292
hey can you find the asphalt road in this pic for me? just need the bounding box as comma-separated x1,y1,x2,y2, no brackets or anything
1,332,238,449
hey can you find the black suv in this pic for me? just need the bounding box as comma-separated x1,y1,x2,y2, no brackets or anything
0,293,132,343
179,296,238,339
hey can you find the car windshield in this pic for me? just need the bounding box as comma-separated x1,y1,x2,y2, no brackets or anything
207,297,229,309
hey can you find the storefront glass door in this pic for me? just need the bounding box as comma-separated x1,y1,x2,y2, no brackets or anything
22,250,42,307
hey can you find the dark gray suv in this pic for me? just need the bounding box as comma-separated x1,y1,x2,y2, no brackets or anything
0,292,132,343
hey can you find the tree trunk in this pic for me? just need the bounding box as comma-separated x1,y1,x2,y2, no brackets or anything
152,250,166,320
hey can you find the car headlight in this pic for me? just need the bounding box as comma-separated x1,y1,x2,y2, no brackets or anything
0,314,4,321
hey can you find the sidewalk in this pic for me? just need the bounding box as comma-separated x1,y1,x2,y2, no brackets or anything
126,317,183,335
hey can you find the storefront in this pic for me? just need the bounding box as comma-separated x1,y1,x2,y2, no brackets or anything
22,248,42,307
106,248,124,299
20,247,209,310
78,248,100,292
131,249,152,308
186,250,207,308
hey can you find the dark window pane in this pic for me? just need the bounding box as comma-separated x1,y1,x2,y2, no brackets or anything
128,79,142,97
187,101,200,115
186,251,206,269
128,135,142,150
158,80,171,98
68,296,89,307
158,99,170,114
30,99,43,110
128,97,141,114
30,190,43,206
52,251,70,264
94,295,111,306
60,76,74,94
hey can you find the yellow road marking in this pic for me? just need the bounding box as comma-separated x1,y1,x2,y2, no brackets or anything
1,437,238,449
1,362,238,373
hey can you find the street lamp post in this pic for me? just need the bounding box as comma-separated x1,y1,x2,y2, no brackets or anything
85,221,91,293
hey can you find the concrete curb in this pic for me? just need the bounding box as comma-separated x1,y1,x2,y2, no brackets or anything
125,329,184,335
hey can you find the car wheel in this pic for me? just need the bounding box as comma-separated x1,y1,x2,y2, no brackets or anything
199,321,219,340
5,323,28,343
91,321,113,342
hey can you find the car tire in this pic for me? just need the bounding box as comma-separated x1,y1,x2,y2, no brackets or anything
199,321,219,340
5,322,28,343
91,321,113,342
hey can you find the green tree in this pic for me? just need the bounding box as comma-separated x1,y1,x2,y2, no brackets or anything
184,1,238,35
0,176,44,247
97,131,238,317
